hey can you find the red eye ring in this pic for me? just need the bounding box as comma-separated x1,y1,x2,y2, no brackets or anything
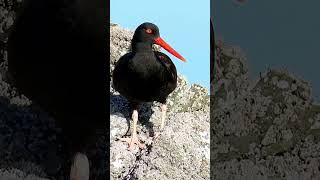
145,28,153,34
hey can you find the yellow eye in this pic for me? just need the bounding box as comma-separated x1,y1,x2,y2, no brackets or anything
145,28,153,34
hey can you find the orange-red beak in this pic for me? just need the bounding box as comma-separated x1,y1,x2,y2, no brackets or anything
154,37,186,62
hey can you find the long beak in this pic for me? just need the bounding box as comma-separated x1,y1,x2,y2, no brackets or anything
154,37,186,62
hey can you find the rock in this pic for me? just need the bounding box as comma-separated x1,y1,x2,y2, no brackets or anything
110,112,210,180
211,40,320,179
0,167,49,180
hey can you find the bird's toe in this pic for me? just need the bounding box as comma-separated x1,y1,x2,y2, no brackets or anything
119,136,145,150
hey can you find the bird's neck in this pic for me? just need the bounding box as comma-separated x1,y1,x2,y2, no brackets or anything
132,42,153,53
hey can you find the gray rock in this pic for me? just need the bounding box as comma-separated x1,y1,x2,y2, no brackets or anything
110,112,210,180
211,41,320,179
0,167,49,180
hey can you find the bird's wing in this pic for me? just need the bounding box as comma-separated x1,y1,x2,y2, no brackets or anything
154,51,177,81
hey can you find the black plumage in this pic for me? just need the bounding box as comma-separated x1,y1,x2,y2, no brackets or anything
7,0,108,179
113,48,177,104
113,22,185,150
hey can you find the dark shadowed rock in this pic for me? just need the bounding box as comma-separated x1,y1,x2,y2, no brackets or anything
211,41,320,179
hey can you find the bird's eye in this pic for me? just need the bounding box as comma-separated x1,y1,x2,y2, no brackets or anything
145,28,153,34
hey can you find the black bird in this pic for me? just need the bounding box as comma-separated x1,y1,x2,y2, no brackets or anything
7,0,108,179
113,22,186,150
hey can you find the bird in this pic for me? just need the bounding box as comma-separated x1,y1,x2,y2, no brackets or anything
7,0,108,179
112,22,186,150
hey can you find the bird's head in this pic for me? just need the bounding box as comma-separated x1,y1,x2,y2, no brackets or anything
132,22,186,62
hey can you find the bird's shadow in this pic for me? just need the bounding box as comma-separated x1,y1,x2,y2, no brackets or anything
110,94,156,137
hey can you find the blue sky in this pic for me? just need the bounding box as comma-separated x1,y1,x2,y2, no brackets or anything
111,0,210,90
213,1,320,102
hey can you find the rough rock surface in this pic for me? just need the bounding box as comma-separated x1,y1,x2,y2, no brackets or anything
211,41,320,179
110,24,210,180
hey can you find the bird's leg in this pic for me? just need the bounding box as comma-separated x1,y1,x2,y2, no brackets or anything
160,103,167,129
154,103,167,139
120,109,145,150
70,152,89,180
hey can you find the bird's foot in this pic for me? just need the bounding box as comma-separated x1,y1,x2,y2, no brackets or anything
119,135,145,151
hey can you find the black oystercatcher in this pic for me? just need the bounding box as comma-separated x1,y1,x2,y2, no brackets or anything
7,0,108,179
113,22,186,150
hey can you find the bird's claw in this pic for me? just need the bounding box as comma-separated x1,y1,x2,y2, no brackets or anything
119,136,145,150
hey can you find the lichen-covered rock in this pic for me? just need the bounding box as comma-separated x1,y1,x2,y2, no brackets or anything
134,112,209,180
211,41,320,179
212,42,250,109
0,167,49,180
110,112,210,180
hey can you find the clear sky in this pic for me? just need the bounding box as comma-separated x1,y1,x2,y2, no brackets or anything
111,0,210,90
213,1,320,102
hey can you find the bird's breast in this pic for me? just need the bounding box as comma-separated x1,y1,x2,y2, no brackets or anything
113,51,177,103
129,53,163,78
